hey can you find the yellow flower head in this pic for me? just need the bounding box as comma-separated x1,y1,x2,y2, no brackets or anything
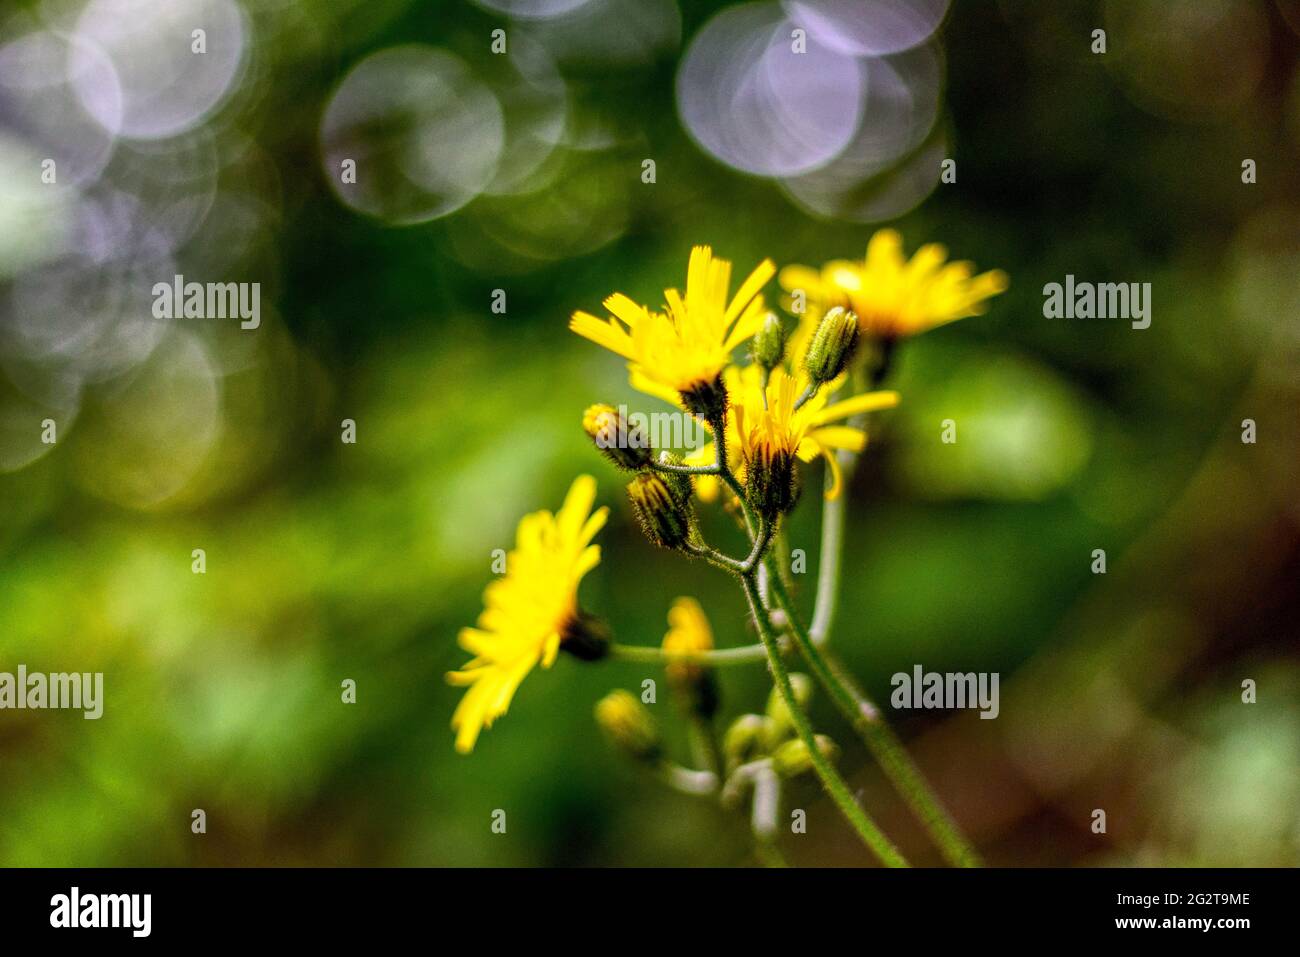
447,475,608,754
570,246,776,410
780,229,1008,343
724,367,899,501
662,596,714,686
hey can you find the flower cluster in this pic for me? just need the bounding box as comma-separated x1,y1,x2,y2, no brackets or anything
449,232,1006,866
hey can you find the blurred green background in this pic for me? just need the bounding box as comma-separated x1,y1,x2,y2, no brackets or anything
1,0,1297,866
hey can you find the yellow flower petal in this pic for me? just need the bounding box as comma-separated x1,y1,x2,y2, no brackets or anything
790,230,1006,339
569,311,636,361
822,448,844,500
725,257,775,326
448,476,606,754
809,426,867,453
811,390,900,426
572,247,774,393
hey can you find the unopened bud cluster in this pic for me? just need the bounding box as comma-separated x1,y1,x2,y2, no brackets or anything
721,672,838,780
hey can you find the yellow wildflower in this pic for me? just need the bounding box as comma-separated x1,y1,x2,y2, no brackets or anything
780,229,1008,342
686,367,899,501
570,246,776,414
447,475,608,754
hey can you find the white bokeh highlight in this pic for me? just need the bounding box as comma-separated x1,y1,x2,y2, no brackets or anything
71,0,247,140
677,3,863,177
320,46,505,225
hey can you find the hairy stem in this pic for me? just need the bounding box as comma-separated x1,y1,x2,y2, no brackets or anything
740,572,908,867
766,567,980,867
707,409,758,538
649,458,720,477
685,540,747,574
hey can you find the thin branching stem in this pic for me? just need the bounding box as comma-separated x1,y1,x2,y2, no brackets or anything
792,383,820,412
685,540,747,573
649,459,720,477
739,570,908,867
765,562,980,868
740,517,774,573
808,454,849,645
706,409,758,538
609,642,773,666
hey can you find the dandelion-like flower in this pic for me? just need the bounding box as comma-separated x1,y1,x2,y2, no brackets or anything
447,475,608,754
685,367,899,502
570,246,776,415
780,229,1008,342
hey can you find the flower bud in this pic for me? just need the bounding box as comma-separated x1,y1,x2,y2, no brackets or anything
750,312,787,371
744,445,799,520
626,472,695,550
723,713,767,772
595,689,660,762
803,306,860,384
662,597,719,719
763,672,813,748
771,734,839,778
583,404,652,471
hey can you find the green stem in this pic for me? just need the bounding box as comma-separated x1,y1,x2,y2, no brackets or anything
740,572,908,867
792,382,820,412
650,458,720,477
741,517,775,573
707,409,758,538
809,454,848,645
610,642,772,666
822,648,979,866
682,519,775,577
765,568,980,867
685,540,747,574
